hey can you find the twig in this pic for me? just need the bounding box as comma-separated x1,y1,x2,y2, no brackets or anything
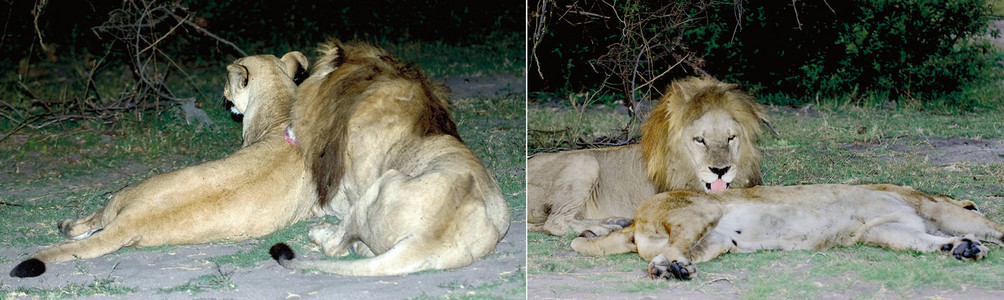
791,0,803,30
31,0,49,55
174,13,247,56
138,13,188,54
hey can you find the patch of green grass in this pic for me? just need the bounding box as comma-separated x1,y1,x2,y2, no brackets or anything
205,219,314,268
992,0,1004,16
452,92,526,214
157,265,236,295
413,267,525,300
386,32,524,77
528,101,639,154
527,101,1004,298
9,274,137,298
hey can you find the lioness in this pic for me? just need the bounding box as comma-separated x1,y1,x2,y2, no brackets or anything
571,184,1004,280
528,77,773,237
10,52,319,278
268,40,509,276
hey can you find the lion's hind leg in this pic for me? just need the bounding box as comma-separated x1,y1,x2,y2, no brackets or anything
58,215,104,240
922,196,1004,246
11,222,140,277
57,205,115,240
273,169,496,275
861,222,989,261
528,153,603,236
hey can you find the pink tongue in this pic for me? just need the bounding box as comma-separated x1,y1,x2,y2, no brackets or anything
710,179,727,192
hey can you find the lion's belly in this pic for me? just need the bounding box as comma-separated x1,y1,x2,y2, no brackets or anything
711,196,915,252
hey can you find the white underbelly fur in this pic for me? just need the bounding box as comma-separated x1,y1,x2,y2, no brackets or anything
710,194,921,252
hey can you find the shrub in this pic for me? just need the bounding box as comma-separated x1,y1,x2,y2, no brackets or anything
693,0,1000,106
531,0,1001,108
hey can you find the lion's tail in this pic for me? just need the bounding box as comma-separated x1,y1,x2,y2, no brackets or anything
10,225,134,278
570,225,638,256
270,241,468,276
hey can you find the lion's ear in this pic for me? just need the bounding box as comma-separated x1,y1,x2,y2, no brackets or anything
318,38,346,67
670,80,697,103
280,51,309,84
753,106,779,137
227,64,249,89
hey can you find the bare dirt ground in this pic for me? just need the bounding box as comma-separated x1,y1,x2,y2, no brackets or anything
0,75,526,299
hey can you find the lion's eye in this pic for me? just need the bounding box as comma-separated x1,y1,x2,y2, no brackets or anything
694,137,705,145
728,135,736,143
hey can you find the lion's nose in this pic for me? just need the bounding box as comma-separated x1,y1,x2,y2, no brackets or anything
709,166,730,178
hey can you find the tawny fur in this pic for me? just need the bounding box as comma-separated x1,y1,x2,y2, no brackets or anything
273,40,509,276
527,77,770,236
571,184,1004,280
10,52,319,278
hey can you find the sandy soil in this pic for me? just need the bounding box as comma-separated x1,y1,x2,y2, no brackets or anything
1,75,527,299
3,219,525,299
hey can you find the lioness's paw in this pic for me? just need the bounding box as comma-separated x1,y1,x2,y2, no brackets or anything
948,236,988,261
648,254,695,280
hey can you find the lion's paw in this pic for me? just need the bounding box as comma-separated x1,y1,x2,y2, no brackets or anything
308,223,350,257
307,223,339,244
579,218,634,238
947,236,988,261
605,218,633,228
648,254,695,280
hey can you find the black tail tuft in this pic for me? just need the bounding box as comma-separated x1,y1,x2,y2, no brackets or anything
10,258,46,278
269,243,295,261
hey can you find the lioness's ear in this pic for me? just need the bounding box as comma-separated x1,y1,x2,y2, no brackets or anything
280,51,309,84
227,64,249,88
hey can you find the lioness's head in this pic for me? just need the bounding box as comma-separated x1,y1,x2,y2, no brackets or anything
224,51,308,115
223,51,308,145
641,77,770,193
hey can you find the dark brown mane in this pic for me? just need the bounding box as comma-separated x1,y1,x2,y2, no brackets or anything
305,40,460,205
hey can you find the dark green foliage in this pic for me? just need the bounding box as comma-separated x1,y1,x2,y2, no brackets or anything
531,0,1001,108
694,0,1000,106
0,0,521,131
2,0,520,67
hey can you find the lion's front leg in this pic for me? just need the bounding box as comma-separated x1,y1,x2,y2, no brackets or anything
635,200,723,280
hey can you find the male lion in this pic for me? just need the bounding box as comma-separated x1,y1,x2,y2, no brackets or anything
268,40,509,276
10,52,319,278
571,184,1004,280
528,77,772,237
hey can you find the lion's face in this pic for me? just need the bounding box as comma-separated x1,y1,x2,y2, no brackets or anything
681,110,744,192
641,77,766,193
